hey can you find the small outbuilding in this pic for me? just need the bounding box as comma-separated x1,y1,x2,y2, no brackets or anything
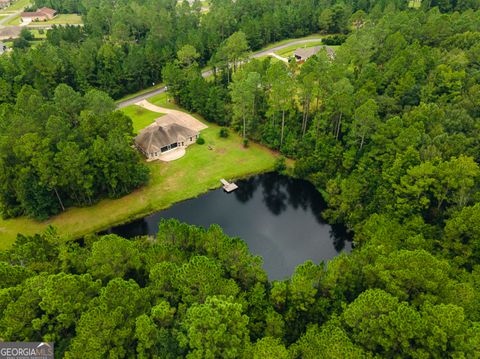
21,7,57,23
135,120,199,160
294,46,335,63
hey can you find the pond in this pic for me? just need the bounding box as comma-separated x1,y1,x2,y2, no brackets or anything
105,172,352,280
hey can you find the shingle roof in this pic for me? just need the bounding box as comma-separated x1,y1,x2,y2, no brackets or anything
0,26,21,40
135,122,198,154
21,7,56,18
38,7,56,16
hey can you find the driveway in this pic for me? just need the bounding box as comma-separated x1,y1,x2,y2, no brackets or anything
269,52,289,63
136,99,208,132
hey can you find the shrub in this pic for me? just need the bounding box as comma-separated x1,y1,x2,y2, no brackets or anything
322,34,347,46
219,127,229,138
243,138,249,148
196,137,205,145
274,156,287,172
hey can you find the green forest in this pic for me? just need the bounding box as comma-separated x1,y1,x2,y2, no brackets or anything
2,0,480,356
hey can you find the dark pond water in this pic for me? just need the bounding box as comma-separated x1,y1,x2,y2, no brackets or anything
105,172,352,280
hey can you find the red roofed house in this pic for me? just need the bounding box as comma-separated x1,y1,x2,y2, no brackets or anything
21,7,57,23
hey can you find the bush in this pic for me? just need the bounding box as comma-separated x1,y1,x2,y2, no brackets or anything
196,137,205,145
243,138,249,148
274,156,287,172
322,34,347,45
219,127,229,138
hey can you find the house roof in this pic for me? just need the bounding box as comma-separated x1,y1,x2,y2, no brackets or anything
294,46,336,60
0,26,21,40
21,11,46,17
135,121,198,154
21,7,56,18
38,7,56,16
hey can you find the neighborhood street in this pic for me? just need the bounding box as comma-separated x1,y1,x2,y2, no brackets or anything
116,37,323,109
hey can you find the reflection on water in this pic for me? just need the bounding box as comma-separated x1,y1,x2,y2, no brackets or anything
104,172,352,280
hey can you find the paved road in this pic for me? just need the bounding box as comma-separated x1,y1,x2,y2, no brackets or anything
116,37,322,109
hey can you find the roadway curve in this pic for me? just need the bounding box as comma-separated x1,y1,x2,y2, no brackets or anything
116,37,322,109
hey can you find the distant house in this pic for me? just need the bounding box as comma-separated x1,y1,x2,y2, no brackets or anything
294,46,335,63
0,26,21,40
0,0,12,9
21,7,57,23
135,120,199,160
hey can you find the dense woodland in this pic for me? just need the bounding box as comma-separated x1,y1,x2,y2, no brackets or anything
2,0,480,356
0,86,148,219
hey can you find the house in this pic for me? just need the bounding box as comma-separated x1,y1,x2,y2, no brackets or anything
134,120,199,160
21,7,57,23
0,0,11,9
0,26,21,41
294,46,335,63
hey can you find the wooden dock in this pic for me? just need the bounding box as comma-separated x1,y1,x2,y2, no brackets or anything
220,179,238,192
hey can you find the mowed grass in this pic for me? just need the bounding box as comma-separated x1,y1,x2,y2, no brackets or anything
29,29,47,38
258,33,323,52
120,105,162,134
115,82,165,103
3,0,30,11
148,92,179,110
4,14,20,25
0,104,279,249
408,0,421,8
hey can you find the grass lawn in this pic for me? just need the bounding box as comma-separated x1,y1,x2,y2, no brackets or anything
148,92,179,110
408,0,421,8
4,0,30,11
274,40,324,58
256,33,323,53
0,105,279,249
30,28,47,38
36,13,83,25
120,105,162,134
115,82,165,103
4,14,19,25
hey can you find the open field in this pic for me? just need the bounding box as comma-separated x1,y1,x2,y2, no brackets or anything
120,105,163,134
0,102,279,248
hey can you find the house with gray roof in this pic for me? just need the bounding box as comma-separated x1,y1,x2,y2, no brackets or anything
294,46,335,62
134,120,199,160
